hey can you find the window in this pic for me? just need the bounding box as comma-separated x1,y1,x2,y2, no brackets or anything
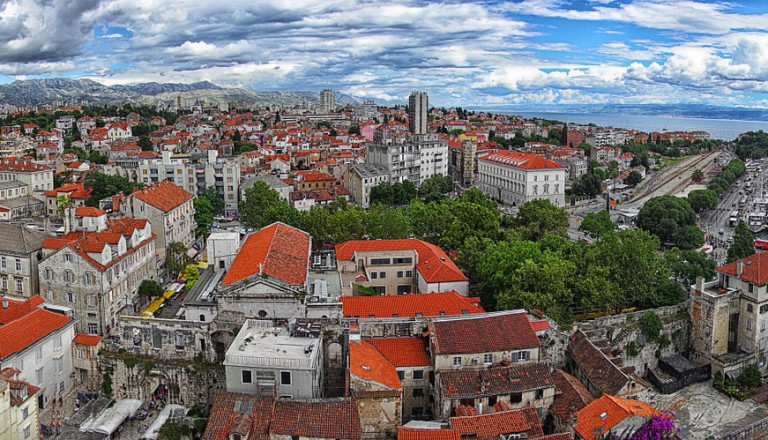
23,426,30,439
59,381,64,392
748,304,754,313
22,406,28,420
379,271,386,279
280,371,292,385
453,356,462,366
535,389,544,399
750,283,755,293
46,289,53,301
405,270,413,277
87,295,96,308
54,335,62,350
397,271,404,278
88,323,98,334
242,370,253,384
510,392,523,403
413,370,424,380
15,259,20,271
747,319,753,331
35,347,42,362
1,277,6,289
1,256,5,269
397,285,411,295
412,407,424,417
397,370,404,380
45,267,53,280
77,347,84,359
370,272,377,279
393,257,413,264
36,368,43,385
413,388,424,397
54,357,63,374
370,258,390,265
372,286,386,295
64,253,72,262
484,353,493,364
489,396,498,406
14,278,22,293
747,338,754,350
64,271,73,283
67,292,74,303
761,304,768,314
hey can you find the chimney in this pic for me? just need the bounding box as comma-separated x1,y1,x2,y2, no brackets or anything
695,276,705,293
2,299,8,309
737,259,745,277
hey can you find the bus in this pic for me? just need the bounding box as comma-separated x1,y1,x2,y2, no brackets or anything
729,211,740,226
756,239,768,250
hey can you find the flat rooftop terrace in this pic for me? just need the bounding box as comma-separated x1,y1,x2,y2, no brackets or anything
224,319,321,370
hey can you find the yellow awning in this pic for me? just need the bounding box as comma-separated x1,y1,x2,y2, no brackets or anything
144,297,165,314
162,290,176,300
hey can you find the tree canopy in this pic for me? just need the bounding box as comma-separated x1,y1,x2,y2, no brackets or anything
84,173,144,208
728,220,755,262
636,195,701,248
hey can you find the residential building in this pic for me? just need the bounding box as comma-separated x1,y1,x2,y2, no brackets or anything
0,181,44,220
43,183,92,218
366,127,449,186
567,329,648,398
0,295,75,412
335,239,469,297
0,367,40,440
320,89,336,114
341,291,483,319
349,338,403,439
39,211,157,335
241,175,292,201
572,395,660,440
550,369,595,433
72,333,102,392
0,224,47,299
366,337,432,422
690,253,768,378
477,150,567,207
341,164,389,208
202,393,362,440
224,319,323,399
120,179,195,262
428,310,542,370
408,92,428,135
0,158,53,193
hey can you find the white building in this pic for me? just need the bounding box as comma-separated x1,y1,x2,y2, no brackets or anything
341,164,389,208
320,89,336,114
0,367,40,440
477,150,567,207
0,224,47,298
366,127,448,186
0,295,76,412
408,91,428,135
224,319,323,399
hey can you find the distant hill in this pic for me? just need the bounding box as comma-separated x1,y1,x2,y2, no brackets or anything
0,78,361,108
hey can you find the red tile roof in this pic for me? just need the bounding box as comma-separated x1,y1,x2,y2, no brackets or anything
341,291,483,318
430,311,541,355
574,395,659,440
222,222,310,285
0,296,72,359
449,407,544,440
0,158,50,172
568,330,633,396
202,392,273,440
271,399,362,439
479,150,565,170
531,320,550,332
717,252,768,285
366,337,431,367
75,207,106,217
132,180,194,213
438,362,553,398
335,239,468,284
349,340,402,390
44,183,92,199
551,369,595,422
397,427,460,440
73,333,102,346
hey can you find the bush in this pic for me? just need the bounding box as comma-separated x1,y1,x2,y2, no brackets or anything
639,311,663,342
738,364,762,389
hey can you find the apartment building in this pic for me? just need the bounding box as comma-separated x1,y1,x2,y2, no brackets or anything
366,127,448,186
39,210,157,335
0,224,47,299
0,368,40,440
477,150,567,207
342,164,389,208
0,158,53,193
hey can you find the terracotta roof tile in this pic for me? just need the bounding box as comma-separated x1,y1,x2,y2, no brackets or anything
438,362,553,398
479,150,565,170
222,222,310,285
717,252,768,285
132,180,194,213
349,340,402,390
397,427,460,440
430,311,540,355
574,395,660,440
551,369,595,422
341,292,483,318
202,392,274,440
73,333,102,346
271,399,362,439
75,207,105,217
366,337,431,367
335,239,467,284
0,296,72,359
568,330,631,396
449,407,544,440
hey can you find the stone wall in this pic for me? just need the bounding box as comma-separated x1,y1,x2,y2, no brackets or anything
577,304,691,377
116,316,217,362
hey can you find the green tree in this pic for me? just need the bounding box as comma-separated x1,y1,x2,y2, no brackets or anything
348,125,361,135
439,190,500,250
202,187,224,215
513,199,569,241
138,135,153,151
663,247,716,286
138,280,163,299
625,170,643,186
477,240,542,310
393,181,418,205
194,197,214,237
239,181,297,228
692,168,704,182
687,189,718,213
84,173,143,207
407,200,453,244
157,422,191,440
738,364,762,389
165,241,191,276
571,172,603,197
418,175,453,202
370,182,394,206
675,224,705,250
184,264,200,290
636,195,697,246
364,204,412,239
639,311,663,342
579,211,615,238
728,220,755,262
326,204,366,243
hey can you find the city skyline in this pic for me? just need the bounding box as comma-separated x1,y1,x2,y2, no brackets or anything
0,1,767,108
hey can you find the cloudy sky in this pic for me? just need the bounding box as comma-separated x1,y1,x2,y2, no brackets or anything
1,0,768,107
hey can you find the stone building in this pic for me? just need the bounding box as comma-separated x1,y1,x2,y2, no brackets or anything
120,179,195,262
0,224,46,298
39,210,157,335
366,126,448,186
0,367,40,440
341,164,389,208
477,150,567,207
0,158,53,193
72,334,102,392
690,253,768,378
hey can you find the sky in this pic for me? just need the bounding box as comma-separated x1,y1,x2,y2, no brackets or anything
1,0,768,107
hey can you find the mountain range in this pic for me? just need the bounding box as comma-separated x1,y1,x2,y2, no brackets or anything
0,79,360,108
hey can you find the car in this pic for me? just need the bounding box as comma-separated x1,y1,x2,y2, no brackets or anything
728,237,734,243
731,189,735,193
719,229,725,235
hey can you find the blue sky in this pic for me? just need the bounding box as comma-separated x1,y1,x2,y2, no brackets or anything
1,0,768,107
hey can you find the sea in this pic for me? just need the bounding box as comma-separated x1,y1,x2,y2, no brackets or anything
504,112,768,142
